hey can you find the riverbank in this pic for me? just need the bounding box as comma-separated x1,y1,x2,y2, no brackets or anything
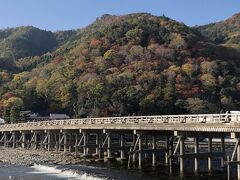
0,147,83,166
0,147,110,180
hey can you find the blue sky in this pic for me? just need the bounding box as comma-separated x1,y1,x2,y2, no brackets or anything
0,0,239,31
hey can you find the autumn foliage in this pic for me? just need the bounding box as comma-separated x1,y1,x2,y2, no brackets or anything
0,13,240,122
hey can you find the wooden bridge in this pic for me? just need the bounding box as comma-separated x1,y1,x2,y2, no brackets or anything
1,113,240,179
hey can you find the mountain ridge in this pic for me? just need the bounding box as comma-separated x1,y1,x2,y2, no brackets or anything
0,12,240,123
196,12,240,45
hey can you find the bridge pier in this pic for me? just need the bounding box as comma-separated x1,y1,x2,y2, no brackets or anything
138,134,142,168
133,134,136,162
194,137,199,172
63,132,67,153
54,133,58,151
47,132,51,151
12,132,16,148
152,135,156,166
208,137,213,171
83,131,87,156
87,133,90,155
165,136,170,165
95,133,99,155
179,136,185,173
33,132,37,149
22,132,26,148
68,133,72,152
58,133,62,152
43,133,48,149
237,138,240,180
74,133,78,157
3,132,7,147
40,133,44,149
107,133,112,158
228,135,240,180
120,134,125,160
144,135,148,160
221,136,225,168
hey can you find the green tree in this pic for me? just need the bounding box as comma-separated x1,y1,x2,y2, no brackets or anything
186,98,207,114
3,97,24,123
200,74,217,91
182,63,195,77
10,106,20,123
125,28,143,45
103,49,115,60
163,76,176,102
169,33,187,49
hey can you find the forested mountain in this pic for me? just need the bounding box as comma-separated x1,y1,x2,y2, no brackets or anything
1,13,240,123
0,26,58,59
196,13,240,45
0,27,77,72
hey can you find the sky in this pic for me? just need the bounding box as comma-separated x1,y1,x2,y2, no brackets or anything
0,0,239,31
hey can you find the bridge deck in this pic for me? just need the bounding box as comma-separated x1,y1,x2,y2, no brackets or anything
0,113,239,133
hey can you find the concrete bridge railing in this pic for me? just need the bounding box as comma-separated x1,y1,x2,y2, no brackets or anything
0,113,239,129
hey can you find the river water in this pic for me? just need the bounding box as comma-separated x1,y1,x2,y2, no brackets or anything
0,159,233,180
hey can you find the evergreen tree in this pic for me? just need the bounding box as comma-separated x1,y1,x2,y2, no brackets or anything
10,106,20,123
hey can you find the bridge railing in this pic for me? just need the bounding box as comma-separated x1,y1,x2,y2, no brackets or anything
0,113,239,130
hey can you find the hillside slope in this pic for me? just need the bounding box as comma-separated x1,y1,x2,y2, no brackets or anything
196,13,240,45
1,13,240,122
0,26,58,59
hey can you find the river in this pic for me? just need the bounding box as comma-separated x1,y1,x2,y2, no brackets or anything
0,159,232,180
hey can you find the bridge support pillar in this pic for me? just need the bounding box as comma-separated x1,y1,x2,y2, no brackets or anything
221,136,225,168
208,137,212,171
83,132,87,156
120,134,125,159
75,133,78,158
3,133,7,147
12,132,16,148
107,133,111,158
152,135,156,166
179,137,185,173
54,133,58,151
63,132,67,153
165,136,169,165
34,132,37,149
144,135,148,160
22,132,26,148
39,134,43,149
47,132,51,151
133,135,136,162
44,133,47,149
194,137,199,172
237,140,240,180
139,134,142,168
58,134,62,151
69,133,72,152
87,134,90,155
96,133,99,155
57,134,61,152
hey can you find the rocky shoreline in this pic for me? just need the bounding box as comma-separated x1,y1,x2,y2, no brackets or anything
0,147,84,166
